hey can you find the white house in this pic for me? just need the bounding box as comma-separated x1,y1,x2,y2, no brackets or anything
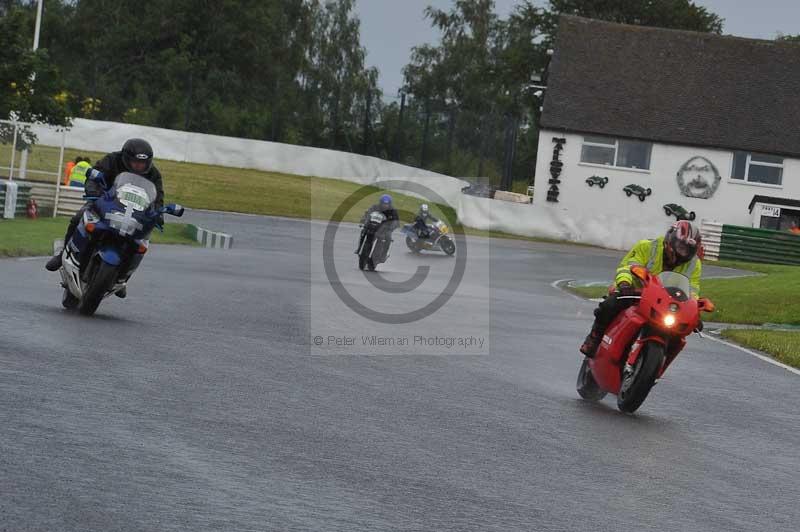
532,16,800,246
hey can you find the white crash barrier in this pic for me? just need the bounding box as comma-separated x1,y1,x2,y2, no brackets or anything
29,118,449,181
456,194,669,250
28,118,664,250
29,118,471,212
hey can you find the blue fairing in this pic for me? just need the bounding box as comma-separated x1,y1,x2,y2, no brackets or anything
66,173,159,276
98,247,122,266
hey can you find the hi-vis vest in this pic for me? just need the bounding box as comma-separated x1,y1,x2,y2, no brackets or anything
615,236,702,295
68,161,91,186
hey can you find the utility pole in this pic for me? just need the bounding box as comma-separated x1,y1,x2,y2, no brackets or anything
18,0,45,181
445,106,456,175
362,88,372,155
420,98,431,168
33,0,43,51
501,113,519,191
392,90,406,162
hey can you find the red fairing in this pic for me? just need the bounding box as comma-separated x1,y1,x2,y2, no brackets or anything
586,269,708,396
590,307,646,394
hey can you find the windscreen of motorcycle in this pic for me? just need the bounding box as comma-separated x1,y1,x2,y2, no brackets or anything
658,271,692,301
114,172,157,211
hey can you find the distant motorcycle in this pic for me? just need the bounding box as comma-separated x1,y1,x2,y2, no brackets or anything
576,267,715,413
401,220,456,256
58,172,184,316
357,210,393,271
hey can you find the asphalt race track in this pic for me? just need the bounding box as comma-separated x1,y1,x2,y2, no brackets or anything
1,211,798,531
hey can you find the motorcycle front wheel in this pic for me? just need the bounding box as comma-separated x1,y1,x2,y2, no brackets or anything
617,342,664,413
406,235,421,253
358,234,373,271
79,261,118,316
441,237,456,256
576,358,607,401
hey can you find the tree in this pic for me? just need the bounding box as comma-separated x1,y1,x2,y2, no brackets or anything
777,34,800,43
24,0,378,151
398,0,724,187
0,1,70,143
301,0,380,151
539,0,724,41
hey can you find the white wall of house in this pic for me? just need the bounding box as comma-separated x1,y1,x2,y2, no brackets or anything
529,129,800,249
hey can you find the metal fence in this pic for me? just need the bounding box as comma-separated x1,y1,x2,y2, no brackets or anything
0,118,74,217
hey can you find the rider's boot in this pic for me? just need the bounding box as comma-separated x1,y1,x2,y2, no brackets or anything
46,220,79,271
45,254,63,272
579,326,603,358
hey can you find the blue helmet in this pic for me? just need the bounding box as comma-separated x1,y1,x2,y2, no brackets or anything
379,194,393,209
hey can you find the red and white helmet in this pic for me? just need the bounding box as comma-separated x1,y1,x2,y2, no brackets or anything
665,220,701,264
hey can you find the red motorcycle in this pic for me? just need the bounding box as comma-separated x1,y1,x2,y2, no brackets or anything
576,266,715,413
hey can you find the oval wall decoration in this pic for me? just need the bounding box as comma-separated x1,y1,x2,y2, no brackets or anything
677,156,721,199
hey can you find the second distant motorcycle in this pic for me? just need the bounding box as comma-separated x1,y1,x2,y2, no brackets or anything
401,220,456,256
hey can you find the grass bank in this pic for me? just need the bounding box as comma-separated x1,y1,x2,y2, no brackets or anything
0,217,197,258
721,329,800,369
565,260,800,326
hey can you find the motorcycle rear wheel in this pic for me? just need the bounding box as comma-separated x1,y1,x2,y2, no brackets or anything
576,358,607,401
79,261,118,316
617,342,664,413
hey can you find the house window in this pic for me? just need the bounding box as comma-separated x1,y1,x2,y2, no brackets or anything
731,151,783,186
580,135,652,170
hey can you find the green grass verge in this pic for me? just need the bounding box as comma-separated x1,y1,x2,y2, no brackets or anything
565,260,800,326
0,217,198,257
721,329,800,369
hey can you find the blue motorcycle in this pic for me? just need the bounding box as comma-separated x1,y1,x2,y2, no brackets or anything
58,171,184,316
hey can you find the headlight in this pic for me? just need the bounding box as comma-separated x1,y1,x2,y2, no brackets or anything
663,314,676,328
669,303,679,312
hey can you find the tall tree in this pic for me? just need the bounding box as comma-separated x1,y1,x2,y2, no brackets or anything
539,0,724,41
398,0,724,185
0,1,70,143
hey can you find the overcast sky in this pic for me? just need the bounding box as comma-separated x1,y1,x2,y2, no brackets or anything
356,0,800,99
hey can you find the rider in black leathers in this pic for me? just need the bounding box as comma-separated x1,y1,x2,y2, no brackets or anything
356,194,399,253
45,139,165,297
413,203,438,239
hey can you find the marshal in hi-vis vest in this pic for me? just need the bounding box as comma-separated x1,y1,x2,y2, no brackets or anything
68,161,91,187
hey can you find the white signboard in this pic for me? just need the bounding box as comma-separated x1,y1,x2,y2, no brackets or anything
761,205,781,218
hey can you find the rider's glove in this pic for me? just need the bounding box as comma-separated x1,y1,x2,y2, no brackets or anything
617,281,637,297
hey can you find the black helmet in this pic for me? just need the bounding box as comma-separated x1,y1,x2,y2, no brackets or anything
121,138,153,174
